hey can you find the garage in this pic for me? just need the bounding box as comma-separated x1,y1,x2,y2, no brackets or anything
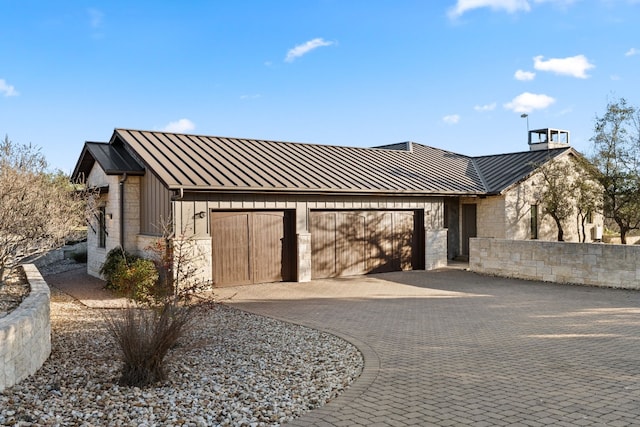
310,210,424,279
210,211,295,286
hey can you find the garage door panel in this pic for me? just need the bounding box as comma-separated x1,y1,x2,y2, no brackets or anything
367,212,394,273
337,213,367,276
394,212,415,271
311,210,420,279
252,212,285,284
311,212,337,279
211,213,251,285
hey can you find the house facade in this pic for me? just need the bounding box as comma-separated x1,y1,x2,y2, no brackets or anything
72,128,602,286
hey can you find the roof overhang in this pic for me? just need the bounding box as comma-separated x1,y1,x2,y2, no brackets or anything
71,141,145,182
170,185,478,199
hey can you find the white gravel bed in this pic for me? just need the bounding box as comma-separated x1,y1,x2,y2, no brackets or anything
0,288,363,426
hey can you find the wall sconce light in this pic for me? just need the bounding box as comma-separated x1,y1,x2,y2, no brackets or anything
107,213,113,220
195,211,206,219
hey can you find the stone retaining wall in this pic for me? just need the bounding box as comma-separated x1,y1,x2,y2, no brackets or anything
470,238,640,289
31,242,87,269
0,264,51,392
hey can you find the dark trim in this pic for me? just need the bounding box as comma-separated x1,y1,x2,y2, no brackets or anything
119,174,127,248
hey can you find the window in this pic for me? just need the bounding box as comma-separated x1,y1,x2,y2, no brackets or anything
98,206,107,248
530,205,538,240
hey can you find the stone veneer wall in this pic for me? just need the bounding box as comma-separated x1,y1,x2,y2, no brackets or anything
426,229,448,270
470,238,640,289
0,264,51,392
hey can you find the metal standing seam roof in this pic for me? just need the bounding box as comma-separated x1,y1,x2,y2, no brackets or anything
113,129,488,195
72,128,576,197
72,141,145,179
473,148,571,194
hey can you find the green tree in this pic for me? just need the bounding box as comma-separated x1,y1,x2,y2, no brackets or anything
587,98,640,244
535,158,576,241
574,171,603,242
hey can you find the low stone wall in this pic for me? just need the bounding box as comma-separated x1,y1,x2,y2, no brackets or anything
470,238,640,289
31,241,88,269
0,264,51,392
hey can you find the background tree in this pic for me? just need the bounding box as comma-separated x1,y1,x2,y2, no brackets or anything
0,136,93,282
534,158,576,241
587,98,640,244
574,172,603,242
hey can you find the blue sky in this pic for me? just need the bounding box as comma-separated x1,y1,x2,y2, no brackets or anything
1,0,639,173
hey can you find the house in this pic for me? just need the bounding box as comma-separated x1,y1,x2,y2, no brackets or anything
71,128,601,286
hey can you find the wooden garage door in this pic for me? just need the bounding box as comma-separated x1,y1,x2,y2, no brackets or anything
310,210,422,279
210,211,293,286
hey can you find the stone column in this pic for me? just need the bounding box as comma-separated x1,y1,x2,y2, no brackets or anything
297,232,312,282
425,229,448,270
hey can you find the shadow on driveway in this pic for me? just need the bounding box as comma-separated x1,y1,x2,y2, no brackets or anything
217,269,640,426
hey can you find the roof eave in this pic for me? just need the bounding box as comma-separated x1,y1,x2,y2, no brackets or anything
168,185,482,197
102,169,146,176
71,144,97,182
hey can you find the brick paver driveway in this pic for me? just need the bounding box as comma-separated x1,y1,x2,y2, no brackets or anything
216,268,640,426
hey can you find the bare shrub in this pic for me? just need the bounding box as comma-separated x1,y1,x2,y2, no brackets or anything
0,136,97,282
103,224,212,388
105,303,193,386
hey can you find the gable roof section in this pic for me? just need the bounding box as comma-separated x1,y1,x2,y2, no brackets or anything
113,129,486,195
473,148,572,194
72,141,145,180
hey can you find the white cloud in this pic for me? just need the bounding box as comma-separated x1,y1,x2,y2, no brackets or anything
449,0,576,19
533,54,595,78
88,8,104,28
87,8,105,39
448,0,531,18
443,114,461,124
0,79,19,97
504,92,556,113
285,38,334,63
625,48,639,57
514,69,536,81
448,0,577,18
162,118,195,133
240,94,261,100
610,74,621,81
533,0,578,8
474,103,497,112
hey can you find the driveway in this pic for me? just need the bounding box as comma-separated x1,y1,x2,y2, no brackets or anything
215,268,640,426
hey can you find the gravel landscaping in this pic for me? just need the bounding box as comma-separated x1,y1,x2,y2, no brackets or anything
0,263,363,426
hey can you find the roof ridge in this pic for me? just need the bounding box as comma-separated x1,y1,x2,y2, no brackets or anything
116,128,420,155
472,146,570,160
469,157,490,193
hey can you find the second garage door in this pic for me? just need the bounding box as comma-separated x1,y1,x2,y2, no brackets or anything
310,210,423,279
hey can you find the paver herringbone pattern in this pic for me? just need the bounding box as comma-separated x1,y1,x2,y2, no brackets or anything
217,269,640,426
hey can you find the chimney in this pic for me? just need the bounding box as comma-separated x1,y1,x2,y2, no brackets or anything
528,128,570,151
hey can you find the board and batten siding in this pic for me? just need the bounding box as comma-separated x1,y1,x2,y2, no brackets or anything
140,171,172,235
172,192,445,236
173,193,446,282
